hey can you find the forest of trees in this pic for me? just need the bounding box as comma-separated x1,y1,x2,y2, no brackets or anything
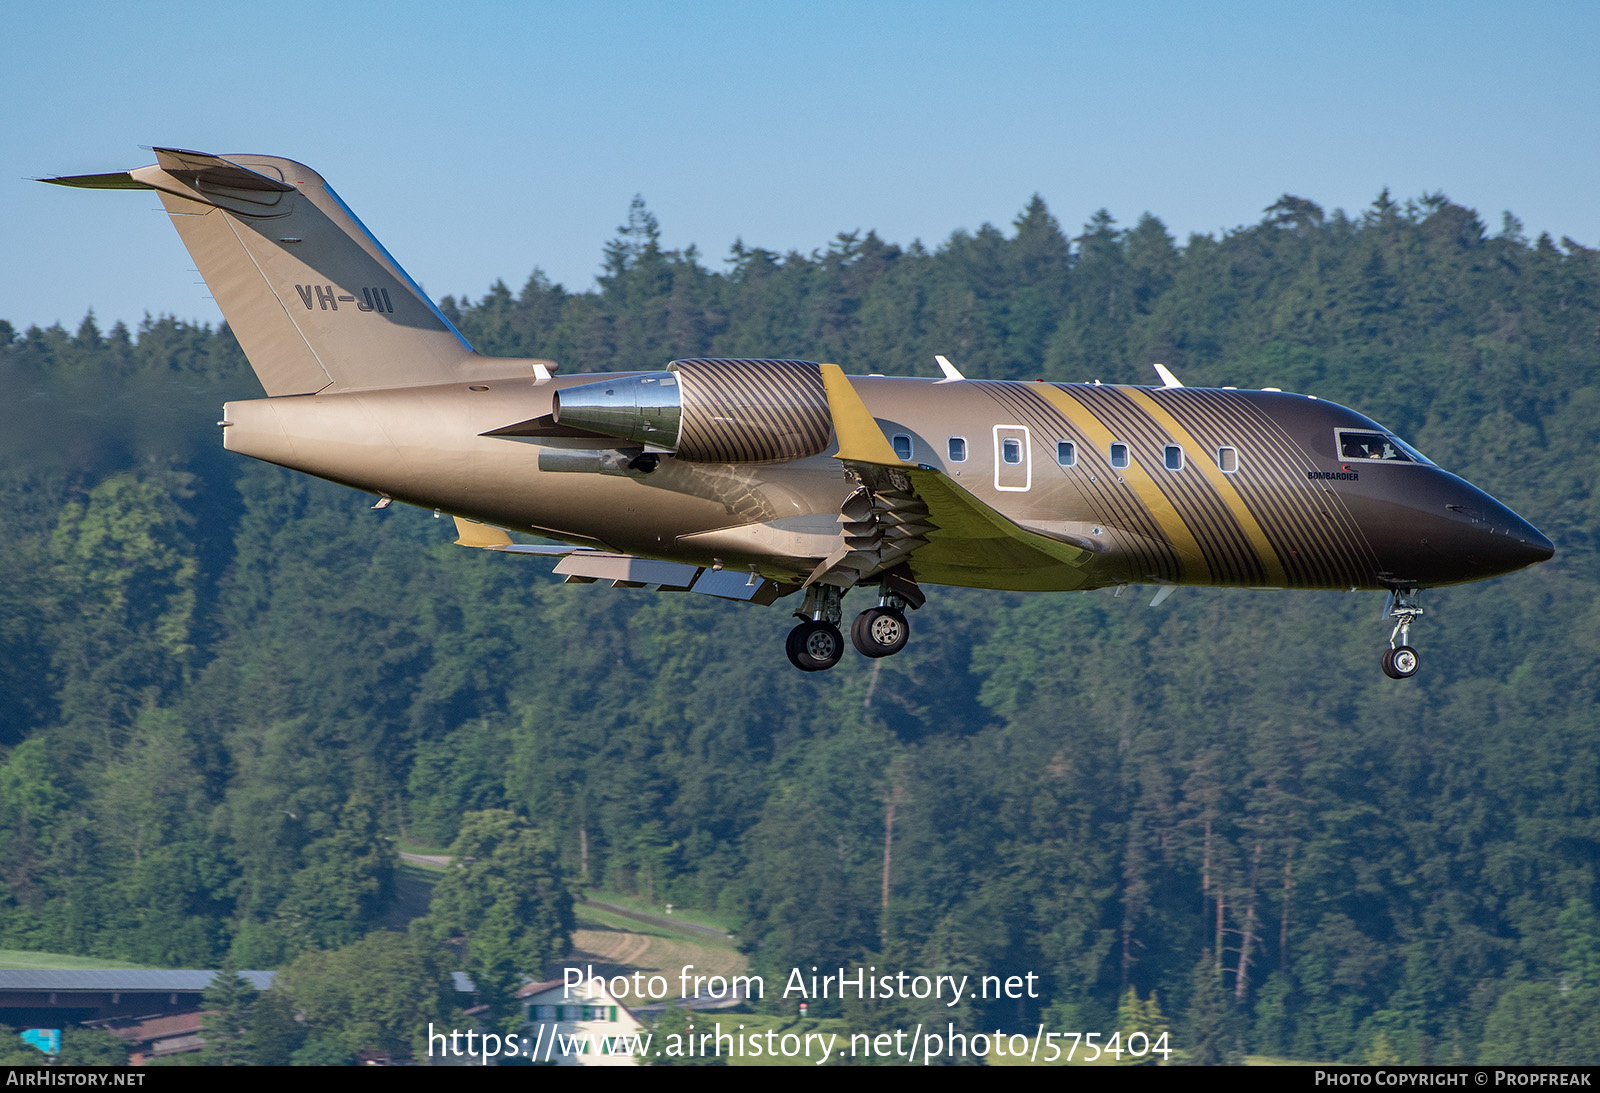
1,188,1597,1063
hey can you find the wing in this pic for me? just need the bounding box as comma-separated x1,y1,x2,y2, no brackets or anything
809,365,1099,592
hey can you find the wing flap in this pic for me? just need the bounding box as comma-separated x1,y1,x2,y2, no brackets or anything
450,518,792,603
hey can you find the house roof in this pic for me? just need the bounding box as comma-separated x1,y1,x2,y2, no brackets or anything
88,1011,205,1043
0,969,477,994
0,970,275,992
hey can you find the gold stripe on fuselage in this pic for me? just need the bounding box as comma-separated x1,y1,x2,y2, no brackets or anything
974,382,1176,582
1064,385,1263,585
1120,386,1290,587
1030,384,1215,583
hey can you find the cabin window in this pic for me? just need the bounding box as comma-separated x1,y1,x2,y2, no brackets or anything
1164,444,1184,471
948,436,967,462
1217,446,1239,473
994,425,1031,491
893,434,913,461
1056,440,1077,467
1109,443,1130,469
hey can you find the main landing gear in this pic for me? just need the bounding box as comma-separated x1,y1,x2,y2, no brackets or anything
785,583,918,671
852,601,910,659
787,585,846,672
1381,588,1423,680
786,619,845,672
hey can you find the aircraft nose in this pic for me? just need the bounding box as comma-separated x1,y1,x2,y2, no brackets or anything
1461,491,1554,574
1498,510,1554,568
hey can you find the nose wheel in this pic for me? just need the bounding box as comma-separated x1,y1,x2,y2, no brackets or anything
1380,589,1423,679
1382,645,1419,679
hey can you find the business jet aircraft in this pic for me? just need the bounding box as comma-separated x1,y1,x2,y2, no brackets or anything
44,149,1554,677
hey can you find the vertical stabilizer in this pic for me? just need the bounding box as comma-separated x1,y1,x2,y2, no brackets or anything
44,149,484,395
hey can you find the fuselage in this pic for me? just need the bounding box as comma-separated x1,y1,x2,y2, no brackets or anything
222,371,1553,594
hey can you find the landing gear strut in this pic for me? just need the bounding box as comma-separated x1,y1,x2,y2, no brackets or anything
1381,588,1422,679
787,585,845,672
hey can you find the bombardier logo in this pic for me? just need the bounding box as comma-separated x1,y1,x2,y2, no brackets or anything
1308,470,1359,481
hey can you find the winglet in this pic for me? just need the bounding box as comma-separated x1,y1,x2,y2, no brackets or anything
1153,363,1184,388
453,516,514,549
934,354,965,381
819,364,901,464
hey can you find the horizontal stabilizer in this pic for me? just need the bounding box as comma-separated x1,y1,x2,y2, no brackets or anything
38,171,148,190
42,148,296,204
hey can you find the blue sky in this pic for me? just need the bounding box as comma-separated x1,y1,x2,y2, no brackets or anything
7,0,1598,333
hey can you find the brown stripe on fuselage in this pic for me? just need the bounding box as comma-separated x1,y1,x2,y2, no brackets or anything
1144,388,1336,586
1068,384,1267,585
1206,392,1351,586
973,381,1181,583
1112,386,1289,586
1224,392,1384,587
1021,382,1207,583
1147,388,1382,588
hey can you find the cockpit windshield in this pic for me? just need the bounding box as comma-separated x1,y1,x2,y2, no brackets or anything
1337,429,1433,465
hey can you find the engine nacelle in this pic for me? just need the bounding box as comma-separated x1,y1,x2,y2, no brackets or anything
551,358,832,463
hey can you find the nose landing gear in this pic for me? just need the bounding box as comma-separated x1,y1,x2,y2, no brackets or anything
1381,588,1423,679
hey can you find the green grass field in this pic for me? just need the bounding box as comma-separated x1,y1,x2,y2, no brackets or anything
568,903,747,990
582,888,742,936
0,950,157,971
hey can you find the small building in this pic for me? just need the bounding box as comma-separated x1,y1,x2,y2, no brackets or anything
2,968,482,1064
0,970,275,1064
518,977,648,1066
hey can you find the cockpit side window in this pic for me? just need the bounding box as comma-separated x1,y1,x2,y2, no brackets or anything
1336,429,1430,464
1389,436,1434,465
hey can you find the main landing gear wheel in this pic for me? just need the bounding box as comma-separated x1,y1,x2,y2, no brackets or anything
787,620,844,672
1382,646,1420,679
851,606,910,658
